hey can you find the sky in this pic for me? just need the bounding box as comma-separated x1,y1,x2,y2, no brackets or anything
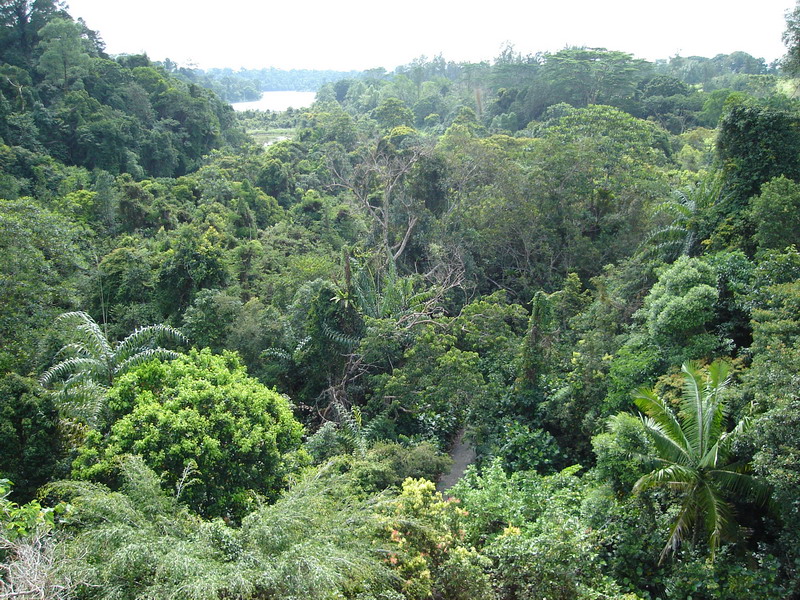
64,0,796,72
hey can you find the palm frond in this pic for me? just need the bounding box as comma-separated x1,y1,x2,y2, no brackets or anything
638,226,695,262
715,414,751,459
115,348,182,376
55,311,112,359
660,496,697,564
680,361,708,457
702,360,732,451
710,468,771,506
40,357,105,386
634,387,690,456
705,359,732,396
634,463,696,494
650,191,695,220
699,439,723,470
696,480,735,561
116,324,187,362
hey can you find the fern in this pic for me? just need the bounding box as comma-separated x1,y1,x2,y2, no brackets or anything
262,348,292,362
639,174,724,263
40,311,185,425
332,400,369,457
321,319,361,349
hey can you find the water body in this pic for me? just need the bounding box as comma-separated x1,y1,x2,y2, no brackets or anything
230,91,317,112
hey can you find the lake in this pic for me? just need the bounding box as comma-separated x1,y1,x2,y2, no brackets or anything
230,91,317,112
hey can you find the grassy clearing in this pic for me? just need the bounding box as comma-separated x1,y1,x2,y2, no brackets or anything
247,127,296,147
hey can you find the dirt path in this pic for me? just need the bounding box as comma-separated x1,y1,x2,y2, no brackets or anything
436,428,476,494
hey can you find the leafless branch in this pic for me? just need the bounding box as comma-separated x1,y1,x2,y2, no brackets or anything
0,529,82,600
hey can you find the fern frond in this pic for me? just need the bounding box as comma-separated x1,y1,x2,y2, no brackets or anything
56,343,93,358
56,381,108,425
117,324,187,362
332,401,369,457
55,311,112,359
40,357,104,386
292,337,312,359
321,320,360,348
262,348,291,362
115,348,182,376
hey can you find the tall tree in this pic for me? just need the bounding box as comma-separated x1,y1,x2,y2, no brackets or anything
540,47,651,108
783,0,800,76
329,127,432,264
35,17,90,89
0,0,66,67
716,104,800,212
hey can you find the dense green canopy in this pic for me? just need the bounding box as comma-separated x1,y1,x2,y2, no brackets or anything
1,2,800,598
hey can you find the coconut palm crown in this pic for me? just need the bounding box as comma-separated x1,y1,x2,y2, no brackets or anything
40,311,186,424
632,360,769,562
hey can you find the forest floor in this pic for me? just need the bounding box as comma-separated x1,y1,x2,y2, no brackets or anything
436,428,476,495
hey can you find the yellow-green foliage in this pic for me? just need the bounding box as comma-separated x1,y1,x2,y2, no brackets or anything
73,349,307,520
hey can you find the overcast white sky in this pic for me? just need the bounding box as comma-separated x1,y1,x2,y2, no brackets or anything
65,0,796,71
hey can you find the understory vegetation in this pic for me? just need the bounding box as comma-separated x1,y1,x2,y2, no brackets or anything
2,1,800,598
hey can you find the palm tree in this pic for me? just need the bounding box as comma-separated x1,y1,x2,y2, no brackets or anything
632,360,769,562
639,173,724,263
40,311,186,425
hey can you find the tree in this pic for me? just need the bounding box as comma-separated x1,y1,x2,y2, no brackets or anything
72,349,307,520
0,198,85,373
632,360,768,561
372,97,414,130
751,176,800,251
636,256,719,365
714,104,800,248
540,48,651,108
0,374,61,502
459,106,670,294
328,127,432,264
35,17,90,89
370,326,489,443
783,0,800,76
155,224,230,317
0,0,68,67
40,311,186,425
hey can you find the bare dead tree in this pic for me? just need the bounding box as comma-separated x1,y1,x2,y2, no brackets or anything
314,244,466,417
327,134,434,263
